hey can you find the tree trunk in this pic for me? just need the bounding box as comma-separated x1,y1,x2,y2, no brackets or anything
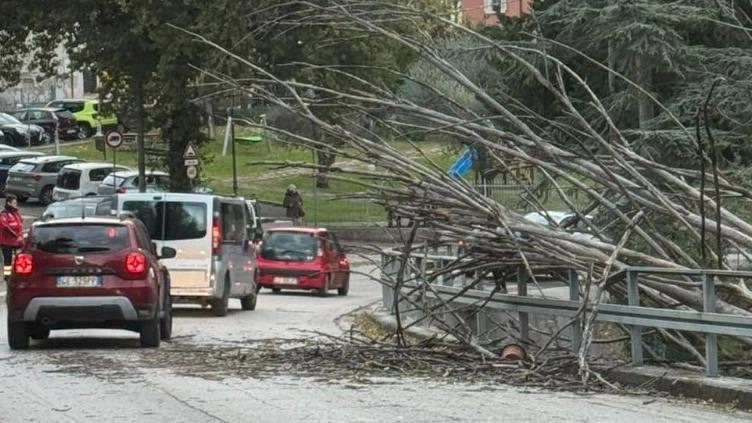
134,79,146,193
636,54,654,130
316,149,336,188
166,103,203,192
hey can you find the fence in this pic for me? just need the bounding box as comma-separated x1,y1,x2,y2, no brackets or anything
380,248,752,376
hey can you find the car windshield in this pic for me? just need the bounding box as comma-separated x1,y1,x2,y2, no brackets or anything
0,113,22,125
102,174,130,187
49,101,85,113
33,224,129,254
260,231,318,261
10,161,36,173
122,200,207,241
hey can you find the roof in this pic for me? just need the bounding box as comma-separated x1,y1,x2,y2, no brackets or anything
16,107,66,112
34,217,128,227
266,227,327,234
46,196,112,206
107,170,169,178
0,151,45,158
18,155,78,164
48,98,99,104
61,162,130,170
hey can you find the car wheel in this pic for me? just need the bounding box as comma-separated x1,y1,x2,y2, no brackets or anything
39,186,54,206
337,275,350,296
317,275,331,297
272,287,281,293
28,325,50,340
139,310,161,348
211,278,230,317
7,320,30,350
159,283,173,340
240,293,257,310
78,124,92,139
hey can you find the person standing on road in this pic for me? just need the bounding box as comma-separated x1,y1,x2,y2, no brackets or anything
283,185,305,226
0,194,24,267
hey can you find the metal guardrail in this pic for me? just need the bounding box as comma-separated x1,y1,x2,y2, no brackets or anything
380,249,752,377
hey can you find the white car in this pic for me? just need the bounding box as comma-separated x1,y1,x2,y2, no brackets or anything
523,210,599,241
97,170,170,195
53,162,132,201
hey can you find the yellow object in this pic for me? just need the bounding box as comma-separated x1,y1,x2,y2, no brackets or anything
4,265,10,277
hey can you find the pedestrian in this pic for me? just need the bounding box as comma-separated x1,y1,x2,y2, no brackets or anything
0,194,24,269
283,184,305,226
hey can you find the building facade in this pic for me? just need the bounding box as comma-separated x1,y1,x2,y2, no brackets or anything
460,0,532,25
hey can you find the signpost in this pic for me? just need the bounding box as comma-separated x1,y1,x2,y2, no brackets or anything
106,131,123,192
184,143,199,182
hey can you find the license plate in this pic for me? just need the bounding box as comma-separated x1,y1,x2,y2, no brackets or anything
273,276,298,285
56,276,102,288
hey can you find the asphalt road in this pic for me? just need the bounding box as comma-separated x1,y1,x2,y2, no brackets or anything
1,261,751,423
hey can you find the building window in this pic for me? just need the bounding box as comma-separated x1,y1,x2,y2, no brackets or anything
484,0,507,14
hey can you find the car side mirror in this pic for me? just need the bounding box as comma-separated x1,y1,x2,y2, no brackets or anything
159,246,177,259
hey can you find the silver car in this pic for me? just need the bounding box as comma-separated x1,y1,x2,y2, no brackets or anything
5,155,83,205
97,170,170,195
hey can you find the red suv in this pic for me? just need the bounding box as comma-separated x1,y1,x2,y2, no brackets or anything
6,217,175,349
256,227,350,296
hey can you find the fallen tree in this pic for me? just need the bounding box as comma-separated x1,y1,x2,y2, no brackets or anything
179,0,752,380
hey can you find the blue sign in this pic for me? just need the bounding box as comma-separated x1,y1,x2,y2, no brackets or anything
448,148,475,178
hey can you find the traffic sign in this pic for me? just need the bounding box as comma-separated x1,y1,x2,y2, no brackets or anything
186,165,198,180
183,143,198,159
105,131,123,149
184,159,199,166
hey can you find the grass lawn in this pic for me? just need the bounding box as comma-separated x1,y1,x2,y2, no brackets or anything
37,137,458,225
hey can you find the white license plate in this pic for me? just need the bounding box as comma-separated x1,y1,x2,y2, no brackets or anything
57,276,102,288
273,277,298,285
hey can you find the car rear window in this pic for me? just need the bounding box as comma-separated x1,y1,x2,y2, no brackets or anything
57,170,81,189
260,231,318,261
10,161,36,173
102,174,129,187
122,200,207,241
32,224,129,254
53,109,75,120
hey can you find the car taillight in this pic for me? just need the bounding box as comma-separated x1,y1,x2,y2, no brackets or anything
14,253,33,275
116,186,126,193
31,174,41,181
125,252,146,275
212,218,222,256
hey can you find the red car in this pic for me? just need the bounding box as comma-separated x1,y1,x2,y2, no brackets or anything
6,217,175,349
256,227,350,296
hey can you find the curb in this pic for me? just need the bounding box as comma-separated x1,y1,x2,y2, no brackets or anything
604,365,752,411
366,307,752,410
366,306,459,343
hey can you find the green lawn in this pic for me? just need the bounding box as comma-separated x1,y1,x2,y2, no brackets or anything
38,138,457,225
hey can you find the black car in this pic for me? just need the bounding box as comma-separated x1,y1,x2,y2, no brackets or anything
0,112,47,146
11,108,79,140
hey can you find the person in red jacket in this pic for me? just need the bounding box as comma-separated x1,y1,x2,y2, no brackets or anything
0,194,24,267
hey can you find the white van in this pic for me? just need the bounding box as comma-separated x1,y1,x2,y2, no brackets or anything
112,192,258,316
53,162,132,201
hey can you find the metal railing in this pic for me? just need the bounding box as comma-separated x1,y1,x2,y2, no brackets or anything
380,249,752,376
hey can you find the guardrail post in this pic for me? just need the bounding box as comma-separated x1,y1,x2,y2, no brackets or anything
381,254,396,314
627,270,643,365
517,266,529,343
568,269,582,353
703,273,719,377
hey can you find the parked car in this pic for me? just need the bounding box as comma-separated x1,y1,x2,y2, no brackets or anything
6,216,176,349
41,196,114,220
0,151,46,194
11,107,80,140
53,162,131,201
111,192,259,316
256,227,350,296
6,155,84,205
0,112,47,146
98,170,170,195
46,99,119,138
0,142,20,152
